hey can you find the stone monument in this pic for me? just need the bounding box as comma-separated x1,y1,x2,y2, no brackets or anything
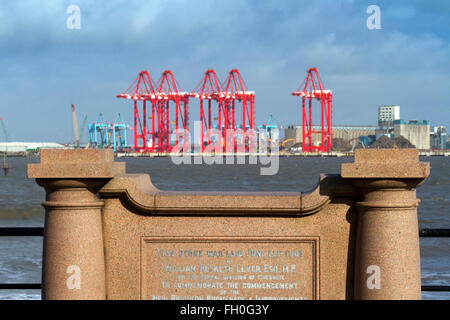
28,148,429,300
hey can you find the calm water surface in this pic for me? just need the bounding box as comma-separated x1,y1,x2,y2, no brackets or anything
0,156,448,299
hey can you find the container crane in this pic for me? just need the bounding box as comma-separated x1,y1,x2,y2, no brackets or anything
117,70,157,152
192,69,223,152
153,70,192,152
221,69,256,152
292,68,333,152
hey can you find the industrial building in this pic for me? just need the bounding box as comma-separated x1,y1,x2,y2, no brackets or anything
393,120,430,150
430,126,448,150
378,105,400,127
284,101,437,151
0,142,66,153
284,125,378,149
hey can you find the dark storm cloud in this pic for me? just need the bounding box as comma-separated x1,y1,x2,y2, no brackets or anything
0,0,448,141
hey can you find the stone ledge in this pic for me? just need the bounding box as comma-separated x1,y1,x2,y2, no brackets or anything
99,173,360,215
28,149,125,179
341,149,430,179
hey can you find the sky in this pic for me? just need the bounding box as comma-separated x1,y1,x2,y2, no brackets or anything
0,0,449,143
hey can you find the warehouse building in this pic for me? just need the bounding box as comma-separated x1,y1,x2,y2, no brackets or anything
0,142,67,153
393,120,430,150
284,125,378,149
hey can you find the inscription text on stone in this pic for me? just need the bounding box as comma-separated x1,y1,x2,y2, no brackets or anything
141,237,319,300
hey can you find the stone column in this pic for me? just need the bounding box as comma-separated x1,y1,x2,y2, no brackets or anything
341,149,429,300
28,149,125,300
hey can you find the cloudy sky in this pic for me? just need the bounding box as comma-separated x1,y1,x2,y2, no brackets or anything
0,0,449,142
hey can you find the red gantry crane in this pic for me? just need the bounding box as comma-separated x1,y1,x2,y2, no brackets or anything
221,69,255,152
292,67,332,152
154,70,192,152
118,69,257,153
116,70,156,152
192,69,224,152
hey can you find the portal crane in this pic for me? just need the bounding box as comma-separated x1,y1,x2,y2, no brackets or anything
221,69,256,152
154,70,192,152
192,69,223,152
292,68,332,152
117,70,156,152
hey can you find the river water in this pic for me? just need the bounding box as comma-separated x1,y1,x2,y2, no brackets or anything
0,156,448,300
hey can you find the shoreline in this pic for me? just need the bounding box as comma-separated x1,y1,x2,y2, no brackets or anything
2,150,450,158
115,151,450,157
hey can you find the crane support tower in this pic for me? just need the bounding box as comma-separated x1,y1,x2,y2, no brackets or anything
116,70,156,152
292,68,332,152
154,70,192,152
191,69,255,152
117,70,191,153
192,69,224,152
88,113,128,152
221,69,255,152
111,113,128,152
219,69,255,151
89,113,109,149
118,69,256,153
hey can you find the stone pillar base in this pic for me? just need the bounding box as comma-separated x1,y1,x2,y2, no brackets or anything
28,150,125,300
342,149,429,300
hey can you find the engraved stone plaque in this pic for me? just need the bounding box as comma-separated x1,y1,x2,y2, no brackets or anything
141,236,320,300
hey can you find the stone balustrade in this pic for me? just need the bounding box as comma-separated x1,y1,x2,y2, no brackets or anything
28,148,429,300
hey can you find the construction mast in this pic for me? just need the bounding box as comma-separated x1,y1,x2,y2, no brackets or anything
292,68,332,152
71,104,80,148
